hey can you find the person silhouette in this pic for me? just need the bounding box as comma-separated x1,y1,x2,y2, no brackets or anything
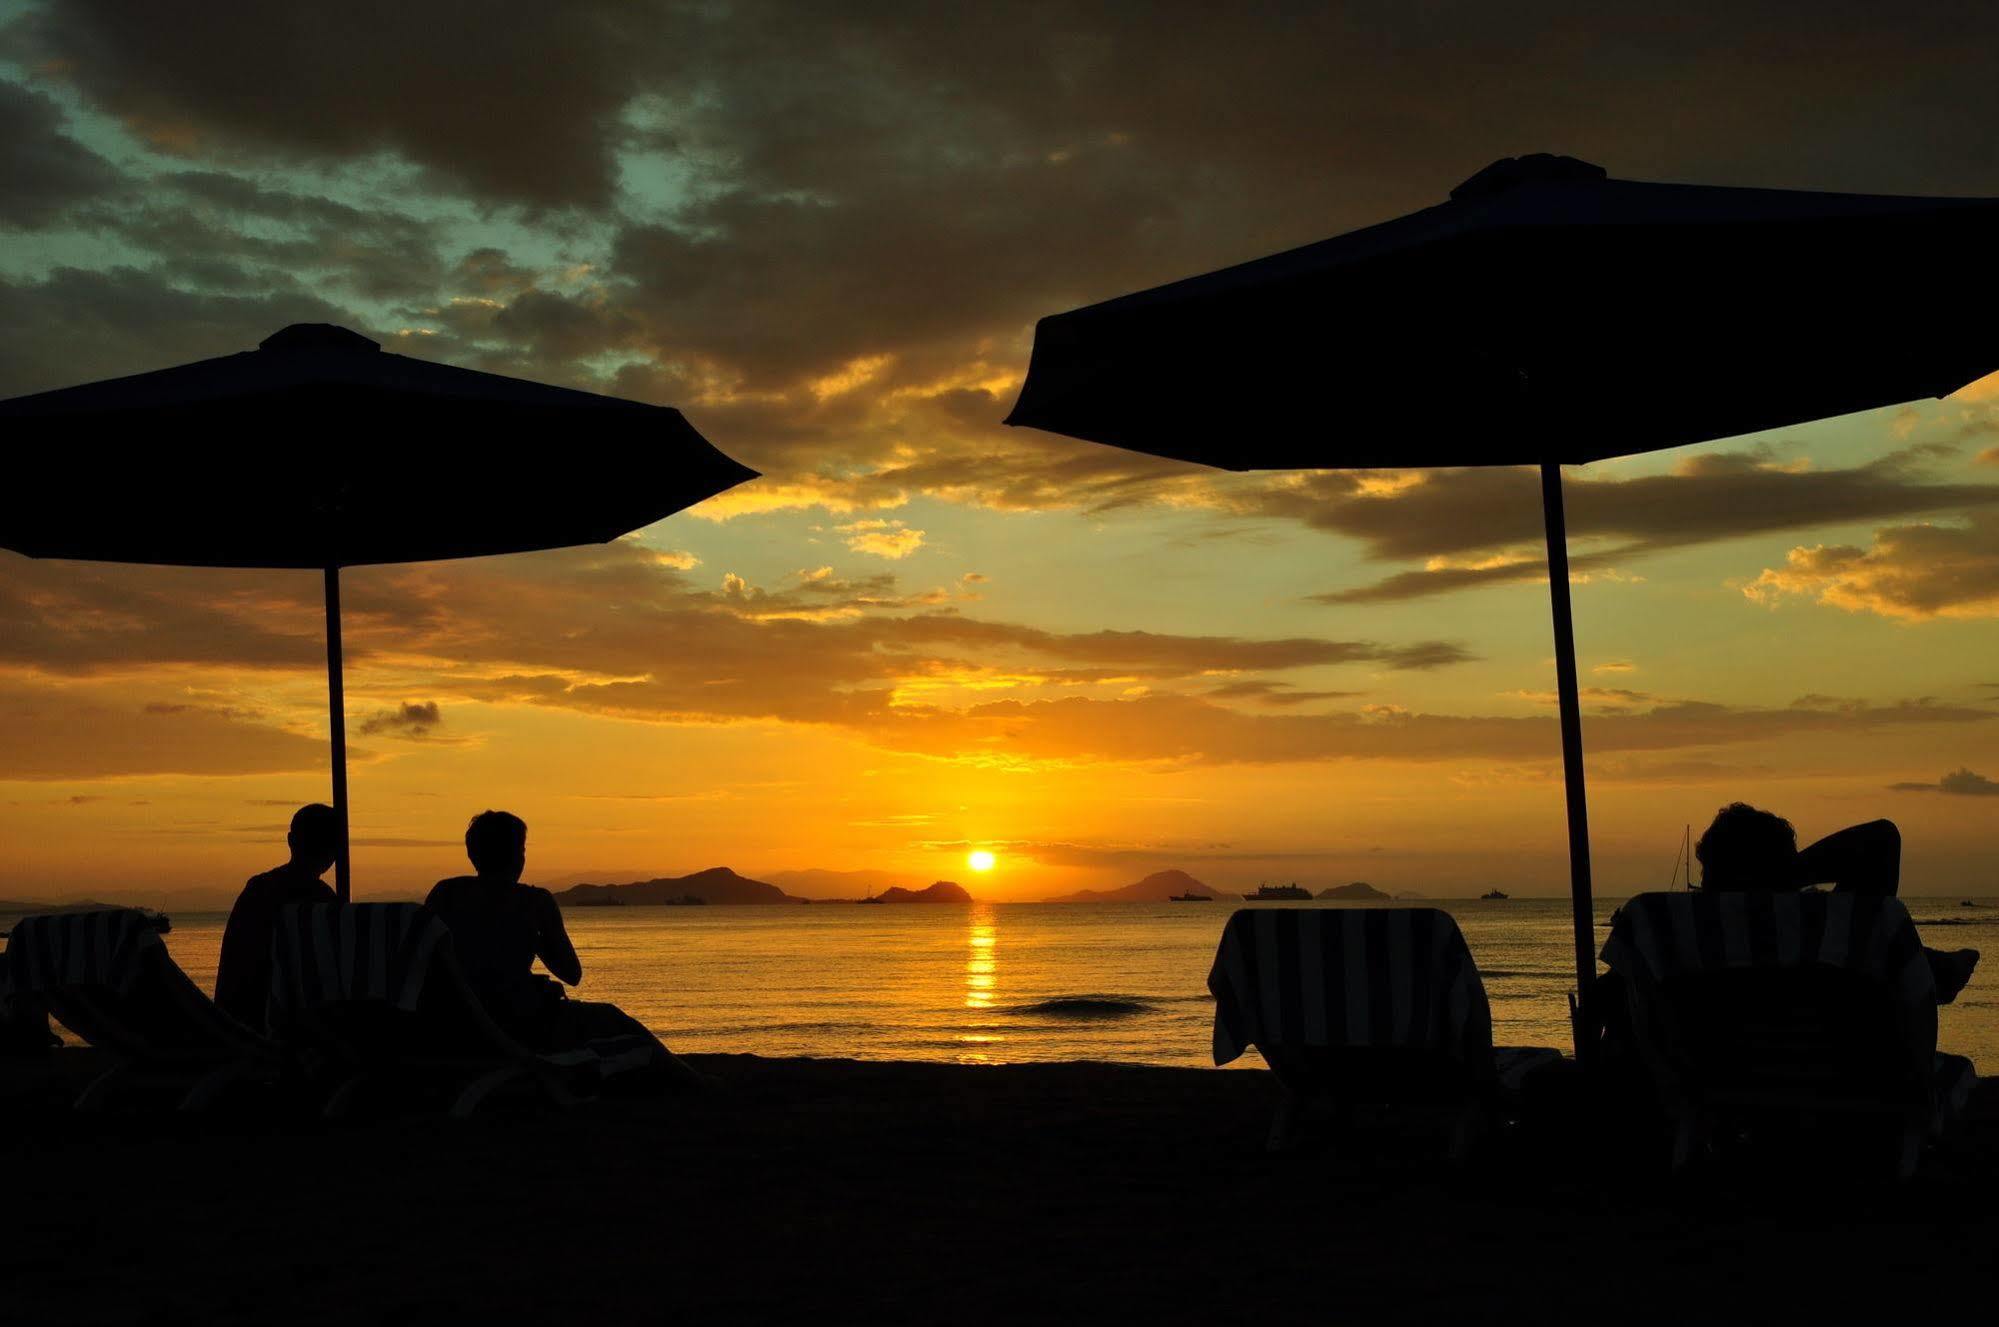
214,804,338,1029
426,810,702,1089
1693,804,1978,1001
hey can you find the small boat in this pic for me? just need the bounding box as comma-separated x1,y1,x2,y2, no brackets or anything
1962,900,1981,909
1168,893,1213,902
1241,883,1312,901
1479,889,1510,901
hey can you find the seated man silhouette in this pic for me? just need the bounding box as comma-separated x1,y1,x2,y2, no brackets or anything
426,811,701,1088
214,803,338,1029
1694,803,1978,1002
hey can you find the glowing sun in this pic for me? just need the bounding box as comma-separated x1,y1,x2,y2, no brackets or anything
967,850,997,873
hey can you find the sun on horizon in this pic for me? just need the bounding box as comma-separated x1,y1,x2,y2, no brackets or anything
967,850,997,873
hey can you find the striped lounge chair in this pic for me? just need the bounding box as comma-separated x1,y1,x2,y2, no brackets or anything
1208,907,1561,1155
0,942,58,1056
4,908,275,1109
270,902,604,1118
1600,891,1977,1178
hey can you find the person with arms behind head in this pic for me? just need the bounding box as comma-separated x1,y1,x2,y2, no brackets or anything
214,804,338,1029
1693,803,1977,1000
427,810,702,1090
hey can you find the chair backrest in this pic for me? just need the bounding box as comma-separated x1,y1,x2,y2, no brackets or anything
270,902,448,1017
270,902,531,1066
6,909,163,996
1208,907,1492,1067
5,908,263,1058
1600,891,1937,1104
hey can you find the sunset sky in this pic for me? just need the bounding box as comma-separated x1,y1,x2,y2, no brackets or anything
2,1,1996,902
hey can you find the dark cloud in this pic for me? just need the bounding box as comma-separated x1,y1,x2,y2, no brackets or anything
0,266,355,397
1290,450,1999,604
13,0,1999,396
18,0,1999,226
1890,767,1999,796
105,172,449,303
6,1,647,210
0,79,121,227
358,701,443,738
1206,680,1366,707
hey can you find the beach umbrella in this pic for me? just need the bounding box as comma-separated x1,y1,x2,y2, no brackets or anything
0,323,758,900
1005,154,1999,1056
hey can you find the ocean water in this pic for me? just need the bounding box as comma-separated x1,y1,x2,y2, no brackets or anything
21,897,1999,1069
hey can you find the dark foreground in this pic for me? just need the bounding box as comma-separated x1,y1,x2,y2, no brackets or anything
8,1052,1999,1325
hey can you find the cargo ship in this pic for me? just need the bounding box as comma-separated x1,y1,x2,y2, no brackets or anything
1241,883,1313,901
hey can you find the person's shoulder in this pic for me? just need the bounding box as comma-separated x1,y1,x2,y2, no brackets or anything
426,876,477,907
237,865,296,901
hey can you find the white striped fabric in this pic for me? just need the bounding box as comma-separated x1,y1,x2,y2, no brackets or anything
1601,890,1956,1094
6,909,164,995
269,903,448,1015
1207,908,1490,1066
1600,891,1934,1003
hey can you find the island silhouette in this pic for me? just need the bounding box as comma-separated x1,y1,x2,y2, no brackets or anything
1318,881,1390,901
554,870,979,906
856,881,972,905
1043,870,1222,903
558,867,799,907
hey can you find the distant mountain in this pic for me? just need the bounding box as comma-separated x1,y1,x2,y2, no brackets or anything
0,898,120,915
556,867,797,906
537,869,659,889
866,880,973,904
767,868,925,899
1044,869,1221,903
1318,881,1390,900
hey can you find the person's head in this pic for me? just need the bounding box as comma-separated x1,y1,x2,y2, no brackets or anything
287,803,339,876
1694,802,1797,891
465,810,528,883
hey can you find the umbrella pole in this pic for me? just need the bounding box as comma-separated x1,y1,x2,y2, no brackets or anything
1539,463,1594,1064
324,565,351,903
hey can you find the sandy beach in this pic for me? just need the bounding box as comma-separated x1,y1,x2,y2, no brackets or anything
8,1051,1997,1325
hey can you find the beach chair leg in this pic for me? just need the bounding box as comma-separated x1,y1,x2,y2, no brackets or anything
74,1061,133,1112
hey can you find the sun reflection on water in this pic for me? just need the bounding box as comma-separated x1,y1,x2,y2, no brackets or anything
959,903,1002,1062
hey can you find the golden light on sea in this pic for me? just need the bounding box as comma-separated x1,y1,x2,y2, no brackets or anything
967,849,997,872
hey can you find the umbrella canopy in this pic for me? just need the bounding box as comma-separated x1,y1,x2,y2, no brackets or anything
0,323,758,898
1006,154,1999,1056
0,322,756,567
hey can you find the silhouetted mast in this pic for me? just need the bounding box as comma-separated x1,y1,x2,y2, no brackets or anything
1667,823,1694,891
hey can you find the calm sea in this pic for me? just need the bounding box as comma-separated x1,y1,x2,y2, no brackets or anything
19,898,1999,1069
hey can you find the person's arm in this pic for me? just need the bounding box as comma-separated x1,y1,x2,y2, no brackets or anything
1792,820,1901,895
531,887,583,985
